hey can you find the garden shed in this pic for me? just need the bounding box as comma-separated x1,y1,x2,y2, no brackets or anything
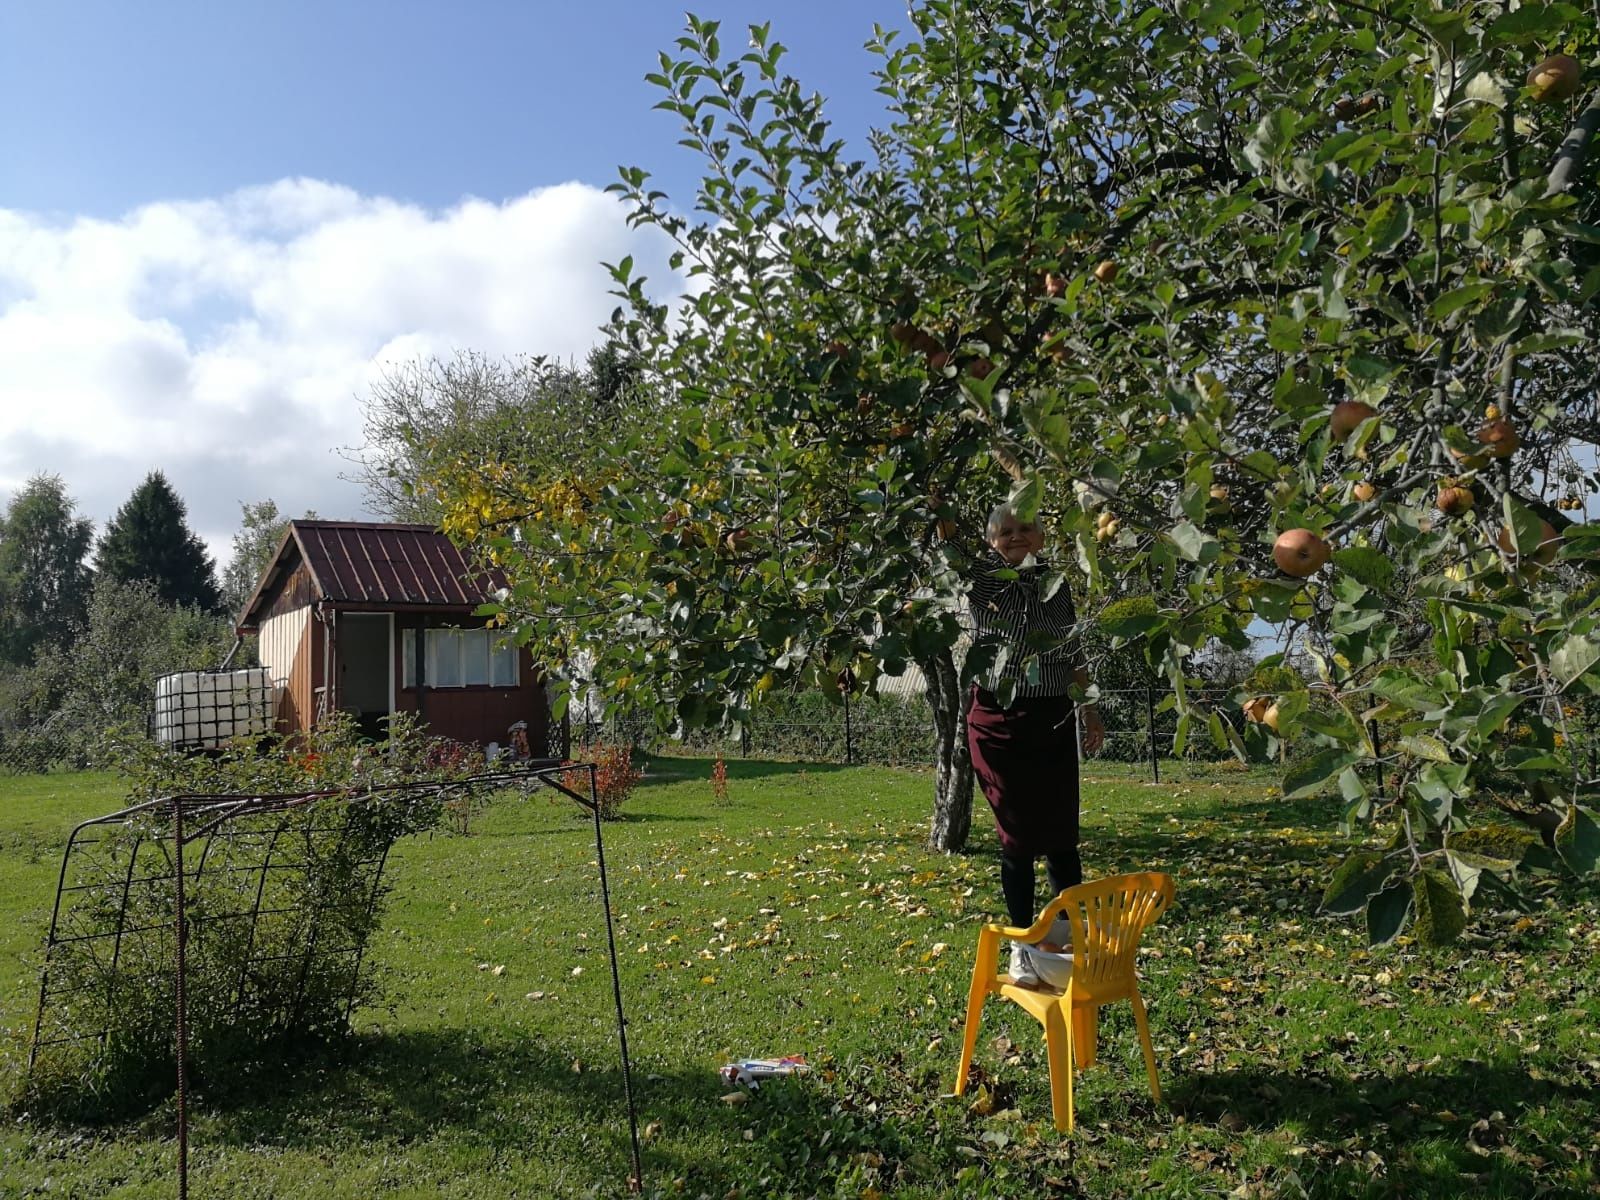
236,520,558,754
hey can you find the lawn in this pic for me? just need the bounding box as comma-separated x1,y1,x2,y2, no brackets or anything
1,758,1596,1198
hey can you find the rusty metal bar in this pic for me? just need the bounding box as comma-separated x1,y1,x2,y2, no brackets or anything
174,799,189,1200
588,762,644,1193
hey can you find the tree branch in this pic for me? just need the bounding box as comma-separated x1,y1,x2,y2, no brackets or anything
1546,88,1600,197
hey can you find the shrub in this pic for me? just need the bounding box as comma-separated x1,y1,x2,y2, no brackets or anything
711,751,730,806
575,739,643,820
23,712,474,1118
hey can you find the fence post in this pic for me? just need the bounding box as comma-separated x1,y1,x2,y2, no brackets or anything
1146,678,1160,785
843,688,854,766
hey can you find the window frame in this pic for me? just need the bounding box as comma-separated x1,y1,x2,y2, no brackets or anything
401,626,519,691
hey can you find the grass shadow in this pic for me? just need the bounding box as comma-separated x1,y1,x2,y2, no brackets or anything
180,1027,946,1197
1168,1061,1597,1195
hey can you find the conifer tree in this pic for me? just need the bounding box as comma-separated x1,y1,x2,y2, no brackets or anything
94,471,220,613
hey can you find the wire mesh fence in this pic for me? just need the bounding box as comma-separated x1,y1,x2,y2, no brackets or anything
571,686,1253,776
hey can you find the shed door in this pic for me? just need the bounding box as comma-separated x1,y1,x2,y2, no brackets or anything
338,614,393,735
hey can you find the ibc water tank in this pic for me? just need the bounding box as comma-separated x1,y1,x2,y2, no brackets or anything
153,668,279,748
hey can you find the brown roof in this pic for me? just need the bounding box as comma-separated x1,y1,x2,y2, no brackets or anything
237,521,508,629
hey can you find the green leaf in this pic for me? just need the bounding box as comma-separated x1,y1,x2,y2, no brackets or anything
1474,692,1522,738
1443,850,1486,903
1331,546,1395,592
1367,199,1413,256
1345,353,1396,384
1282,748,1360,799
1299,705,1362,741
1167,520,1220,565
1321,851,1396,916
1239,450,1281,479
1430,281,1495,318
1502,492,1546,557
1557,807,1600,875
1244,108,1296,172
1398,733,1452,763
1550,636,1600,689
1365,880,1412,946
1411,870,1467,946
1487,3,1583,45
1008,476,1041,524
1447,845,1517,875
1370,670,1446,713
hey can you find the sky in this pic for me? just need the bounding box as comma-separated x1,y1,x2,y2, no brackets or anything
0,1,908,565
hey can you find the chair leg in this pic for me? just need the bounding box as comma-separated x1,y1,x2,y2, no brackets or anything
1044,1003,1074,1134
954,935,994,1096
1129,987,1160,1105
1072,1003,1098,1069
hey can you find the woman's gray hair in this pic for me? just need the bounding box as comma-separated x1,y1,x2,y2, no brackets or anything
987,502,1024,539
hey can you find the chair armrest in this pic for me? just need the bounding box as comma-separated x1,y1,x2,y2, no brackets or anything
984,916,1054,941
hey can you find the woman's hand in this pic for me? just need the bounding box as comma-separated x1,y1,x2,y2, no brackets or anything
1080,705,1105,756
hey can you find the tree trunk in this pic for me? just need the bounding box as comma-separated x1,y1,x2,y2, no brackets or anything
923,645,974,852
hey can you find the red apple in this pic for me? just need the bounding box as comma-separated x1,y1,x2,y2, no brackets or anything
1477,418,1520,459
1273,528,1331,577
1528,53,1582,103
1330,400,1377,442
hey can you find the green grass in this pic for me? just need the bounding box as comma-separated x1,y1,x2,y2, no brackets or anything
1,759,1597,1198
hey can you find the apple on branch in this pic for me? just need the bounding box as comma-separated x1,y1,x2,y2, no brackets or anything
1273,528,1331,577
1330,400,1377,442
1527,53,1582,103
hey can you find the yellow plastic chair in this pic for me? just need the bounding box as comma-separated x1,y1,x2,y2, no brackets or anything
953,871,1175,1133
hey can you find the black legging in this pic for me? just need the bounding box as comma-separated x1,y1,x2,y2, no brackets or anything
999,848,1082,929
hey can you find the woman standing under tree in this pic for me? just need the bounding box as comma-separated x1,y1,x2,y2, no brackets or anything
965,502,1104,987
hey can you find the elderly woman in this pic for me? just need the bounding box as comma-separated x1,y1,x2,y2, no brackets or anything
966,502,1104,986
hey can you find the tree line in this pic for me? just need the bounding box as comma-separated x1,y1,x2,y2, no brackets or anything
0,471,303,768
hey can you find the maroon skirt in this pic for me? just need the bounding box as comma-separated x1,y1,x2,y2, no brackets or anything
966,686,1080,856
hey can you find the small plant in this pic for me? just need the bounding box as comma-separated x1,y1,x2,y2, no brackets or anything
711,751,730,806
576,739,643,820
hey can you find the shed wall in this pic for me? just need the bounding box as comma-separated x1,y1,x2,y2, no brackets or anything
390,614,552,753
258,606,318,735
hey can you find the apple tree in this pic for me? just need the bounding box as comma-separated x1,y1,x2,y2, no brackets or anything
448,1,1600,936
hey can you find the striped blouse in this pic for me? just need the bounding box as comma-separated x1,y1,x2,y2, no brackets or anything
966,549,1082,699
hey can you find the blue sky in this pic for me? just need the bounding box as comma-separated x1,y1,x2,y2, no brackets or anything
0,2,910,555
1,2,907,219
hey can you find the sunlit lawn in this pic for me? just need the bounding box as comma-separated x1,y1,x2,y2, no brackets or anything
1,758,1596,1198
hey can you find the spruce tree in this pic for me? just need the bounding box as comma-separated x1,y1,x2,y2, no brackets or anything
94,472,221,613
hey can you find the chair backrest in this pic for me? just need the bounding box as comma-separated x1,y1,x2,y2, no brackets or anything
1040,872,1174,996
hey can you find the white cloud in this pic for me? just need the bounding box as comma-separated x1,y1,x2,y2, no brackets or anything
0,179,682,564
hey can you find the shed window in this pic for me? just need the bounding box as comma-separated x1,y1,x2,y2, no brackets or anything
402,627,518,689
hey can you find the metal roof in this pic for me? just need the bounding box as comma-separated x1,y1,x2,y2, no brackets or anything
237,521,508,629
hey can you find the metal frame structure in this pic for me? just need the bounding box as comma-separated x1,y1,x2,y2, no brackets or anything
30,761,644,1197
